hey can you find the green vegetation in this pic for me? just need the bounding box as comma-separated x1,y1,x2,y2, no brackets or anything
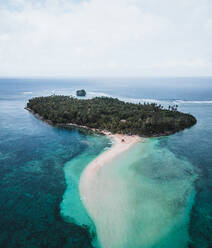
76,89,86,97
27,96,196,136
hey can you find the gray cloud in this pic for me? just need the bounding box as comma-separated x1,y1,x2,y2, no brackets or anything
0,0,211,77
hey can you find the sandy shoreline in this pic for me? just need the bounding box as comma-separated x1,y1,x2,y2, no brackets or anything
79,133,142,246
79,132,142,203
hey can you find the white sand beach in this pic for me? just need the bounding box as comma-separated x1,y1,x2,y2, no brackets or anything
79,133,141,185
79,133,141,247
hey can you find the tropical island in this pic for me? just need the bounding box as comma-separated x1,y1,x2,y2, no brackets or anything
26,94,197,246
26,95,196,137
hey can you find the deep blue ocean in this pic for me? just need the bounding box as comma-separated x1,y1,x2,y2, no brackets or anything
0,78,211,248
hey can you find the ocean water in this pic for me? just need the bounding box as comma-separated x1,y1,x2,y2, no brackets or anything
0,77,212,248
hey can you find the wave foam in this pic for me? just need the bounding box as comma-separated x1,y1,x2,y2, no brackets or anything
23,91,33,95
86,91,212,105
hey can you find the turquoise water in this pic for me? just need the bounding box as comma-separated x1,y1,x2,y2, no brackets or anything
79,139,197,248
0,78,212,247
0,98,110,247
60,135,110,248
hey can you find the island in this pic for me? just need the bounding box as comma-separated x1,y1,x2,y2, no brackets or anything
26,95,196,137
76,89,86,97
26,95,197,244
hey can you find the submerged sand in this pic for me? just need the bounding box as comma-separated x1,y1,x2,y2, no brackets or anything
79,133,141,181
79,134,196,248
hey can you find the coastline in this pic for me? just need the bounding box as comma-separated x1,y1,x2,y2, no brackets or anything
79,133,142,182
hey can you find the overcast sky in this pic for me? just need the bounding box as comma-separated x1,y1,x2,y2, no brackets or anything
0,0,212,77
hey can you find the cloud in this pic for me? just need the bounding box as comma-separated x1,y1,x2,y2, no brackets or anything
0,0,211,77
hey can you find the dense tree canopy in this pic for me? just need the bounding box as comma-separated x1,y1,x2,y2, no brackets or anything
27,96,196,136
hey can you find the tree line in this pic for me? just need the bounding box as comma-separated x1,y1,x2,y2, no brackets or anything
27,95,196,136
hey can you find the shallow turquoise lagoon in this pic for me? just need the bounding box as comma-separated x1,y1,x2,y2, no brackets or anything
60,135,111,248
76,139,196,248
